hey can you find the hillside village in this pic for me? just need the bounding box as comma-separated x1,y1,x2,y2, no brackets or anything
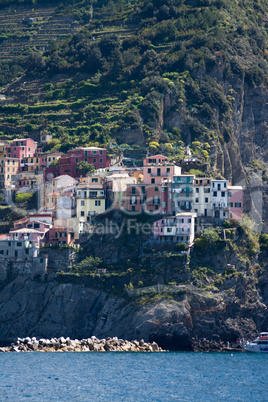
0,134,244,275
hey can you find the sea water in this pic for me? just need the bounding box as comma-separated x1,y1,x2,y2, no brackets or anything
0,352,267,401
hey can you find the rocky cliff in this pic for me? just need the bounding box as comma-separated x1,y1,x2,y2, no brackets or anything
0,249,267,350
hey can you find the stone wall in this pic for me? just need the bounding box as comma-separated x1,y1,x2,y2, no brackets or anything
39,248,78,272
0,256,47,281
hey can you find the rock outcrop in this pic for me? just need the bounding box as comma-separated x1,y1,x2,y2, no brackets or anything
0,336,163,353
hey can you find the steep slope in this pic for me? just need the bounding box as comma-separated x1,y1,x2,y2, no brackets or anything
0,0,267,227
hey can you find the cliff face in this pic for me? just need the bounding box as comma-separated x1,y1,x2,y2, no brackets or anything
161,74,268,230
0,259,267,350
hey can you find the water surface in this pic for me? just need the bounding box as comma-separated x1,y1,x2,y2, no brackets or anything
0,352,267,401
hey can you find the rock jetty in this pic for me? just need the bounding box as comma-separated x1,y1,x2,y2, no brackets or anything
0,336,165,353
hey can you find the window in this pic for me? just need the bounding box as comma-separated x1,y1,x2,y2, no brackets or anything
195,198,199,203
148,168,151,174
196,188,199,193
235,202,241,208
76,158,78,162
34,223,40,229
213,191,217,197
221,192,225,197
130,196,137,205
153,196,159,205
15,250,18,257
205,198,208,203
131,205,135,211
95,200,101,206
81,200,85,206
81,211,85,217
93,159,96,163
155,186,158,191
17,242,22,247
178,219,184,223
151,178,155,184
93,150,97,154
142,186,145,194
92,178,98,182
167,228,172,233
188,218,191,223
228,192,232,197
167,168,170,173
224,182,226,188
228,202,233,207
100,150,103,155
100,158,103,163
131,186,136,195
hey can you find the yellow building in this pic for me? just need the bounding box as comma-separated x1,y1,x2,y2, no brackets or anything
76,177,106,226
0,142,9,158
0,157,20,189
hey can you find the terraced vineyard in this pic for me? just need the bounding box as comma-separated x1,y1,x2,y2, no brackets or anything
0,5,75,61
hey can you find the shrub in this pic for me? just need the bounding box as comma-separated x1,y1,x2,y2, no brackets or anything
175,242,188,251
15,192,33,204
73,257,102,273
194,229,220,250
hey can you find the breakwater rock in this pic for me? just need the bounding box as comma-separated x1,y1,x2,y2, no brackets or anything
0,336,165,353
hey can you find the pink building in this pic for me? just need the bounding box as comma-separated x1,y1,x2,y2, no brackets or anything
41,227,75,247
153,212,197,243
45,147,107,180
7,138,37,161
228,185,243,220
143,154,181,185
9,228,45,245
13,217,51,233
126,183,162,214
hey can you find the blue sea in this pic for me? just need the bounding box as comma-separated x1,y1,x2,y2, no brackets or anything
0,352,267,401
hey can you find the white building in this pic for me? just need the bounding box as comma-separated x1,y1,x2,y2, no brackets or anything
211,180,230,220
192,177,213,217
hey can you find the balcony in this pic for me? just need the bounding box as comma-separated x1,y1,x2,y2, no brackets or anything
146,200,160,206
150,172,171,177
213,204,227,210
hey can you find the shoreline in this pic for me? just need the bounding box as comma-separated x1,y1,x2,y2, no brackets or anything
0,336,245,353
0,336,165,353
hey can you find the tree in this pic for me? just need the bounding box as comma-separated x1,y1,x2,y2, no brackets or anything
76,161,96,176
73,256,102,273
26,52,46,72
15,192,33,204
194,229,220,250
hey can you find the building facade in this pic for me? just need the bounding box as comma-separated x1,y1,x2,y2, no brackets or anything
153,212,197,243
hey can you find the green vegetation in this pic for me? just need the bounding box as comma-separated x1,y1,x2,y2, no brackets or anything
194,229,221,251
15,192,33,204
73,256,102,273
0,0,266,161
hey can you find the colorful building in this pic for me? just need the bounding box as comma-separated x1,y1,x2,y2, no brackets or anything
143,154,181,184
227,185,243,220
192,177,212,217
76,177,106,227
41,227,75,247
171,175,195,214
7,138,37,160
0,156,20,189
211,180,230,220
153,212,197,243
125,183,162,214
